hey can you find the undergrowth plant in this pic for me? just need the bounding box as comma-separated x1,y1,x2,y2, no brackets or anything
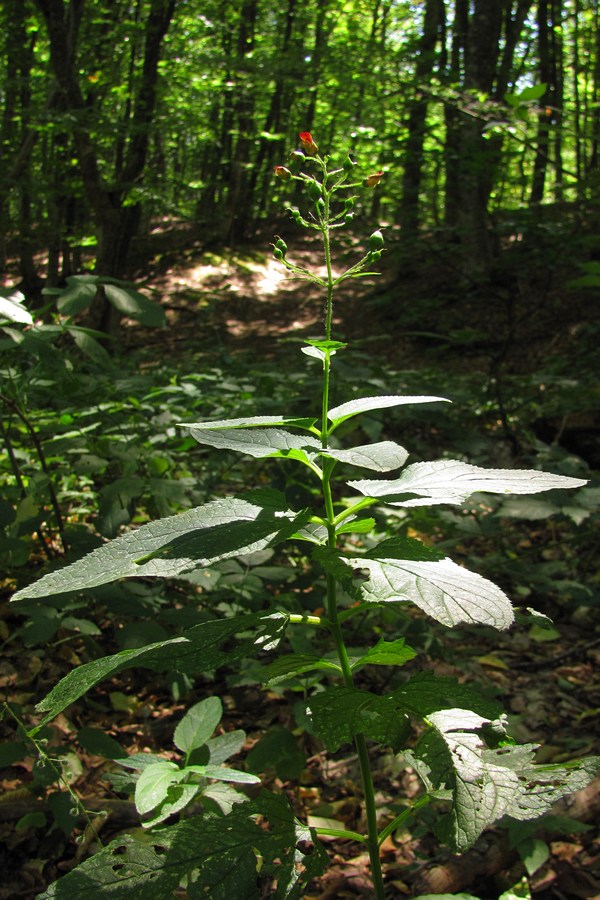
11,133,600,899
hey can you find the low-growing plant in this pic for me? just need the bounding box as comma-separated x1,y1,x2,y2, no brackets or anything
11,133,600,898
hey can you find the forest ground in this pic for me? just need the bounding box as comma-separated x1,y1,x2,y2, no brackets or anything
2,217,600,899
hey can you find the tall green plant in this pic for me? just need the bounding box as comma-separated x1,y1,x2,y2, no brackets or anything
11,133,599,899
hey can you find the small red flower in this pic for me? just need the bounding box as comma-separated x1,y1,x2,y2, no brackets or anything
363,171,384,187
299,132,318,156
274,165,292,180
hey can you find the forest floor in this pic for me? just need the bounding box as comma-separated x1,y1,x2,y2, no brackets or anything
2,220,600,898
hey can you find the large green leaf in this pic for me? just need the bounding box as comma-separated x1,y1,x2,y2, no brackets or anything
53,275,99,316
12,489,308,601
37,791,327,899
103,283,166,327
327,394,449,428
0,290,33,324
409,708,600,852
188,426,321,461
348,460,587,508
303,686,411,751
34,613,289,728
315,538,514,629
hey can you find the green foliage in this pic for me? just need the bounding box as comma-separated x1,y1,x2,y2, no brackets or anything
8,136,600,898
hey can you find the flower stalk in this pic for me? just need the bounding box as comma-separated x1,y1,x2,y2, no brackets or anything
273,132,387,898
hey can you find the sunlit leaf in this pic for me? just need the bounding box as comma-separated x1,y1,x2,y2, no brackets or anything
12,489,309,600
348,460,586,508
328,394,449,427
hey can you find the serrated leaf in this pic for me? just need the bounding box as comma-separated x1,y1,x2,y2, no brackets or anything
316,540,513,629
188,426,321,461
174,696,222,754
33,612,288,727
180,415,317,430
12,489,308,600
103,283,166,327
328,394,449,427
37,791,327,899
324,441,408,472
303,686,411,751
412,710,600,852
348,460,587,508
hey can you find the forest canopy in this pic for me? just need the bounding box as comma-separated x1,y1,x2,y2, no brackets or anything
1,0,599,293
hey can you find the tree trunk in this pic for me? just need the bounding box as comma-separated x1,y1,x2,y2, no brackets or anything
530,0,551,203
400,0,444,238
34,0,175,329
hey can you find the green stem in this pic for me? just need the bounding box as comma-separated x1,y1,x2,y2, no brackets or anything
318,203,386,899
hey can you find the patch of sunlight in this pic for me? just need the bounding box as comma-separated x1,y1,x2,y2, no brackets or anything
255,258,288,295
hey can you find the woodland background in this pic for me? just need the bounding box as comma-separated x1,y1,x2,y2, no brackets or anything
1,1,600,899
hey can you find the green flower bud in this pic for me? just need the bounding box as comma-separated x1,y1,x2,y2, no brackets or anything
275,237,288,257
344,197,355,211
308,180,323,201
288,150,305,173
368,230,385,250
273,247,284,260
345,212,355,224
368,249,382,262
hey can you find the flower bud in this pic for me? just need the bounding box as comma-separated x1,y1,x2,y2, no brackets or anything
275,237,288,257
343,155,357,173
274,165,292,180
308,180,323,201
344,197,355,211
368,249,382,262
288,150,305,173
368,230,385,250
299,131,318,156
345,212,355,224
363,171,384,187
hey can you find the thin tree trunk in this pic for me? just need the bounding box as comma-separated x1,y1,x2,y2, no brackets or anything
400,0,444,238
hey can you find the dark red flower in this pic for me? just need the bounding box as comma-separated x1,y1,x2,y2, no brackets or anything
299,132,318,156
363,171,384,187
